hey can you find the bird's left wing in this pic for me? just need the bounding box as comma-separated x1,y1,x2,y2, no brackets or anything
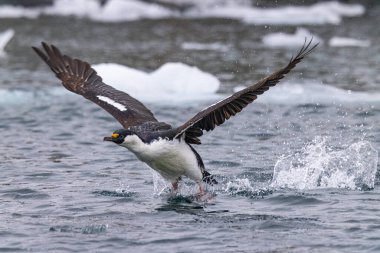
174,39,318,144
32,42,158,128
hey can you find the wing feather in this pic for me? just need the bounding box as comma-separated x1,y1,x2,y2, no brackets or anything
32,42,158,128
175,39,318,144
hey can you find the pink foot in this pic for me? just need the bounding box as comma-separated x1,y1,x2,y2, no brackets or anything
171,181,179,194
197,182,206,196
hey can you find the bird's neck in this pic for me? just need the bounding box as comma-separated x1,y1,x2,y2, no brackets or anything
120,135,146,153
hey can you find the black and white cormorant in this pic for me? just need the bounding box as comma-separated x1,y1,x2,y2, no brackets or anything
32,40,317,194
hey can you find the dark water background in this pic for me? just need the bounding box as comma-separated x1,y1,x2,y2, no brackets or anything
0,1,380,252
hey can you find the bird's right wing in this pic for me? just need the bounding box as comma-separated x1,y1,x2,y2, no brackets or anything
32,42,158,128
174,39,318,144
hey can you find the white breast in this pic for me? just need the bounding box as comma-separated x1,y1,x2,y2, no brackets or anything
120,135,202,183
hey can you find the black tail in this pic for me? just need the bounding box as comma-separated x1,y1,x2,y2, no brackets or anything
202,170,218,185
187,144,218,185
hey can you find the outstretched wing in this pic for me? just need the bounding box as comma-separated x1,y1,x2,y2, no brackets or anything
32,42,158,128
174,39,318,144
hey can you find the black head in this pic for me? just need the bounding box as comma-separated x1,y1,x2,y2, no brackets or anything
103,129,134,144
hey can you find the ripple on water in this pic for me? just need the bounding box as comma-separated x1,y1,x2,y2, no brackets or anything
224,178,273,199
93,189,136,198
49,224,107,234
0,247,26,252
1,188,50,200
47,153,71,163
156,203,204,214
267,193,326,206
187,212,320,233
24,172,56,182
237,169,273,182
246,132,277,141
208,160,241,167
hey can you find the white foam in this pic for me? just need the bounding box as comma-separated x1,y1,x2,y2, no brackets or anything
262,28,322,48
93,62,220,103
225,178,255,194
181,42,230,52
151,168,171,196
0,29,14,56
329,37,371,47
271,137,378,190
0,0,364,25
257,82,380,105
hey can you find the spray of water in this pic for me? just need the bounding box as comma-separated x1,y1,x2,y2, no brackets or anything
271,137,378,190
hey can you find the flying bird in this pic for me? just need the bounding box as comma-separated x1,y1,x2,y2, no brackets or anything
32,40,317,194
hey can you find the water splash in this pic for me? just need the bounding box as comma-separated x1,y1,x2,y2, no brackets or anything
151,169,171,196
151,169,215,197
225,178,273,198
81,224,108,234
271,137,378,190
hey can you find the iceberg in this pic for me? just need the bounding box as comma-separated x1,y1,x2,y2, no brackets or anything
0,0,365,25
0,29,14,56
262,28,322,48
93,62,220,103
329,37,371,47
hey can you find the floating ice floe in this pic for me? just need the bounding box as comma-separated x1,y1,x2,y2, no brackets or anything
43,0,175,22
93,62,220,103
181,42,230,52
0,5,39,18
0,0,365,25
328,37,371,47
255,82,380,105
3,80,380,107
0,0,175,21
0,29,14,56
185,1,365,25
271,137,378,190
262,28,322,48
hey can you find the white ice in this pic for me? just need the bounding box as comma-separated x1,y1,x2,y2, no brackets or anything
93,62,220,103
256,82,380,105
0,29,14,56
329,37,371,47
262,28,322,48
0,0,365,25
185,1,365,25
3,81,380,106
181,42,230,52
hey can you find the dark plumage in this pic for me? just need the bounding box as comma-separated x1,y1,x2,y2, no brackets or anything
33,43,158,128
174,40,318,144
32,39,317,193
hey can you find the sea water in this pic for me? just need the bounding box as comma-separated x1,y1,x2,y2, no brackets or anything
0,1,380,252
